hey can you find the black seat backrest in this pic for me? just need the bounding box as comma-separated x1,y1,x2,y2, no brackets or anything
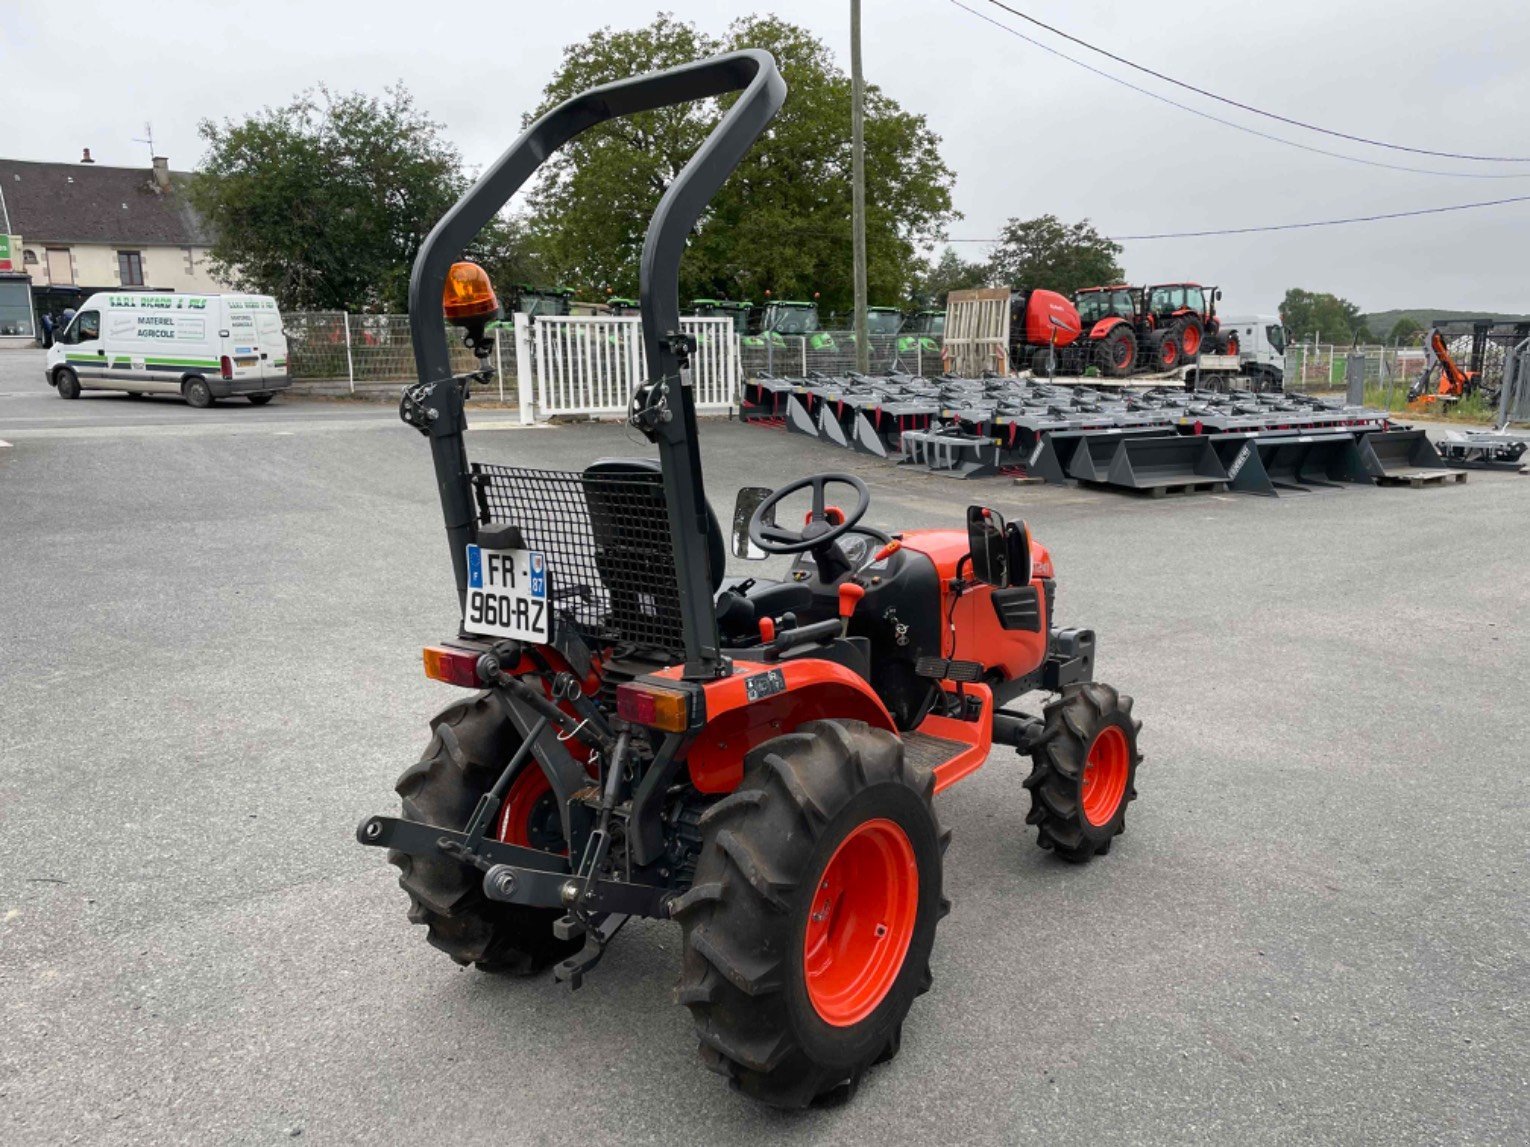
582,459,725,593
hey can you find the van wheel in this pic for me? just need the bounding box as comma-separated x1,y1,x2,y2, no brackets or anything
56,368,81,399
126,391,143,398
247,394,274,406
183,378,215,408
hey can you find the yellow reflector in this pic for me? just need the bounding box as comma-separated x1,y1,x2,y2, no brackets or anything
442,262,499,322
616,682,691,732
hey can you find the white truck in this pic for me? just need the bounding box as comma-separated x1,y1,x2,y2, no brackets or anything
45,292,291,407
1217,314,1288,390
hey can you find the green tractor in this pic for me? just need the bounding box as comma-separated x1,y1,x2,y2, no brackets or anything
689,298,754,336
509,284,575,317
844,305,904,347
743,298,838,353
898,309,944,356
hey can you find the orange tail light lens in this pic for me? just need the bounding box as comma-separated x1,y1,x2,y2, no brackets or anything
442,262,499,323
616,682,692,733
423,645,482,687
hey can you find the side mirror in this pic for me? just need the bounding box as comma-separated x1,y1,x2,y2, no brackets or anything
1214,288,1223,301
966,505,1010,587
731,486,774,559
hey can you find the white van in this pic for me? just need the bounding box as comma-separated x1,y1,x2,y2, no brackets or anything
45,292,291,407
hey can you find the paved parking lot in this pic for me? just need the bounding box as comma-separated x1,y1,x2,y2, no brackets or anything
2,348,1527,1144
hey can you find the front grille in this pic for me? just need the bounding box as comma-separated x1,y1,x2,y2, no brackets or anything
470,464,686,659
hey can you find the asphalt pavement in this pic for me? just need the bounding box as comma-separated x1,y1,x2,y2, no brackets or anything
1,347,1526,1145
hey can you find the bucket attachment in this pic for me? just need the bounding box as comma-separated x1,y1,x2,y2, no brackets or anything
817,403,850,448
1100,435,1228,494
849,410,890,458
784,393,818,438
1213,432,1370,496
1025,433,1076,485
1357,428,1451,481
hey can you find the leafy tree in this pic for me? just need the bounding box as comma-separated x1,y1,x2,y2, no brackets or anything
1279,288,1369,344
192,85,514,312
524,15,956,313
1387,315,1424,344
911,247,989,307
986,215,1123,296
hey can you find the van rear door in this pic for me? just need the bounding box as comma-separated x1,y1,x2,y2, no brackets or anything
255,305,289,384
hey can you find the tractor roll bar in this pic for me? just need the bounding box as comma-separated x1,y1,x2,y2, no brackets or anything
408,50,786,679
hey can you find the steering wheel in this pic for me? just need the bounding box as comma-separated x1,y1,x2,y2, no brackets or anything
749,473,872,556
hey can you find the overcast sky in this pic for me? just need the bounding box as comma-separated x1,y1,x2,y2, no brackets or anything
5,0,1528,315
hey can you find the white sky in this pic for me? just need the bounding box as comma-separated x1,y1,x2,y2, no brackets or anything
5,0,1528,315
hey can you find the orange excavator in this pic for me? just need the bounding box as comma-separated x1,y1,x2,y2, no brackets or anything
1408,328,1478,411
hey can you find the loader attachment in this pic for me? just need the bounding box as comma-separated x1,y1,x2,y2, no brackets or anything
1357,428,1452,482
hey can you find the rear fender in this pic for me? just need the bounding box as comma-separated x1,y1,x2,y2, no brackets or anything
659,658,896,793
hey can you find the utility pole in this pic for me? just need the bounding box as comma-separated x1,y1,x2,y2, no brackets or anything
850,0,869,373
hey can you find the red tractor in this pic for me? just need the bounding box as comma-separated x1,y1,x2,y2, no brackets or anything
1074,282,1237,377
359,51,1144,1109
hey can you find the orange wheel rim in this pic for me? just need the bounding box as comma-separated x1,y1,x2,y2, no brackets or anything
497,765,567,854
1082,725,1129,827
1183,326,1201,355
803,818,919,1027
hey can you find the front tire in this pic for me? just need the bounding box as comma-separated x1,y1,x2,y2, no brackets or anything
1024,684,1143,862
675,719,949,1108
1095,327,1136,377
56,367,81,399
388,692,580,974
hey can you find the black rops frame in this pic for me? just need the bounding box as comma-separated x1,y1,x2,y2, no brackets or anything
407,50,787,680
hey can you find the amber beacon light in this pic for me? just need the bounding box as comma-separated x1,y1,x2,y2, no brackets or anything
442,262,500,323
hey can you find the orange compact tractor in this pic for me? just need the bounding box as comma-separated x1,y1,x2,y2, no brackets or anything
358,51,1145,1108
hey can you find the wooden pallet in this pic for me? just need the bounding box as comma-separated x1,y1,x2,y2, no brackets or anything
1374,469,1468,488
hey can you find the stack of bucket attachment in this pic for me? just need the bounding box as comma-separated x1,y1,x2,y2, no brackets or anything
740,370,1478,497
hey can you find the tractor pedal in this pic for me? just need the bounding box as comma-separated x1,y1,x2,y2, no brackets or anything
915,656,983,683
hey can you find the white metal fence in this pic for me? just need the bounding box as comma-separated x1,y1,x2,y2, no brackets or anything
284,311,739,422
516,314,738,419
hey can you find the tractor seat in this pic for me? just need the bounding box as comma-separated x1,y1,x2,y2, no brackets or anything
581,458,726,593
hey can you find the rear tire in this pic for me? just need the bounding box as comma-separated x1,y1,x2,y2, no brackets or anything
247,393,274,406
1024,684,1143,862
183,377,214,408
389,691,581,974
675,719,949,1108
55,367,81,399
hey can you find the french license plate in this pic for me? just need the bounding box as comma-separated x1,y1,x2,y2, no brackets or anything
464,544,549,643
235,356,258,367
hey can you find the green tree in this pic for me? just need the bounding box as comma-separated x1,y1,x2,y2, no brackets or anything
524,15,956,313
1387,315,1424,345
911,247,989,307
191,85,512,312
986,215,1123,296
1279,288,1369,344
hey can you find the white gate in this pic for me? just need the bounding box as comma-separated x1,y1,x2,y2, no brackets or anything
520,314,738,421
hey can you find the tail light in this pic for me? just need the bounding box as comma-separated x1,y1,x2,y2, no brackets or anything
220,355,233,380
616,681,694,733
422,645,483,688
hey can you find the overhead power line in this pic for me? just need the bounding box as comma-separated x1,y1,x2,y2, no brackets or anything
937,192,1530,243
981,0,1530,163
946,1,1530,179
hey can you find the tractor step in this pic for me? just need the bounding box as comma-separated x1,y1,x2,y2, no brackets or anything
900,730,969,774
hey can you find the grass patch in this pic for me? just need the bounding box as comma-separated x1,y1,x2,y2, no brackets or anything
1361,383,1498,423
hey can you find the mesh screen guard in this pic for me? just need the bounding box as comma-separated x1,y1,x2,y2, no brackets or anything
470,463,687,659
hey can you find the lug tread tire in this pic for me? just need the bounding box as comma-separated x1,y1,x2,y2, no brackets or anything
676,719,946,1109
387,691,580,974
1023,684,1143,863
